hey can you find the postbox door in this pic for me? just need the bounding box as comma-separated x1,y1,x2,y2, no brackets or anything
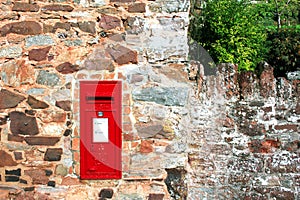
81,111,121,179
80,81,122,180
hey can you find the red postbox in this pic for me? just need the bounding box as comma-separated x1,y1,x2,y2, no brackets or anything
80,80,122,179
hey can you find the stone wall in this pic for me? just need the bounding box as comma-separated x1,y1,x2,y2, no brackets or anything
187,63,300,199
0,0,299,200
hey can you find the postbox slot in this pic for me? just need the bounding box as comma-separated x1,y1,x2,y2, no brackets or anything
86,96,114,103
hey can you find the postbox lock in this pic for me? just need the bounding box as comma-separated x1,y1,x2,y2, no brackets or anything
97,111,103,117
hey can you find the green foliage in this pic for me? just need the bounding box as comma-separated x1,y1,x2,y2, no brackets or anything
256,0,300,29
190,0,268,71
266,26,300,76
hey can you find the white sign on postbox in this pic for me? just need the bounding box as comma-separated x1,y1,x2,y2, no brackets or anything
93,118,109,143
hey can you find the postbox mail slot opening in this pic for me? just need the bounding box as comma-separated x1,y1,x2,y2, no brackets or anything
86,96,114,102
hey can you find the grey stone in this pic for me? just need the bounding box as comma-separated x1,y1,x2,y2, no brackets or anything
136,124,164,138
26,88,46,95
117,194,143,200
55,164,68,176
0,60,34,87
88,37,99,44
25,35,55,48
129,153,186,177
78,21,96,34
92,0,106,6
51,89,71,101
64,39,83,47
132,87,189,106
0,46,22,58
99,189,114,199
149,0,189,13
53,0,67,2
83,59,114,72
37,70,60,87
158,17,186,30
124,17,145,34
287,71,300,80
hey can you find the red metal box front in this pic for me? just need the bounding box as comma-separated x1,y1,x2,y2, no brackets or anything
80,80,122,179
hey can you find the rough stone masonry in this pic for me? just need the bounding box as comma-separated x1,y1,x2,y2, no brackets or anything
0,0,299,199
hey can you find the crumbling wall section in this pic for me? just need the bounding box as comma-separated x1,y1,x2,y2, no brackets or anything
187,63,300,199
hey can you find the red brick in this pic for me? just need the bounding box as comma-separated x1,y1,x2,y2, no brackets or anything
140,140,154,153
249,139,280,153
0,21,42,36
72,137,80,151
223,116,234,128
122,154,130,172
275,124,298,131
29,46,51,61
123,93,131,106
73,151,80,162
99,14,121,30
123,142,130,151
90,74,103,79
55,100,71,111
270,190,295,199
123,115,131,124
123,106,131,115
56,62,80,74
44,148,63,161
148,194,164,200
123,124,133,132
128,3,146,13
24,137,60,146
104,72,116,79
106,45,138,65
14,152,23,160
8,134,24,142
61,176,81,185
76,72,88,79
73,126,79,137
0,150,17,167
295,99,300,114
131,141,139,149
24,169,49,184
260,66,276,98
73,101,80,115
283,140,300,152
73,163,80,176
123,82,129,91
0,89,25,109
123,133,139,141
42,4,74,12
27,95,49,109
262,106,272,113
9,111,39,135
12,2,40,12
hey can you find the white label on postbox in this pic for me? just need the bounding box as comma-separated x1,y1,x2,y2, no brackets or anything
93,118,109,143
